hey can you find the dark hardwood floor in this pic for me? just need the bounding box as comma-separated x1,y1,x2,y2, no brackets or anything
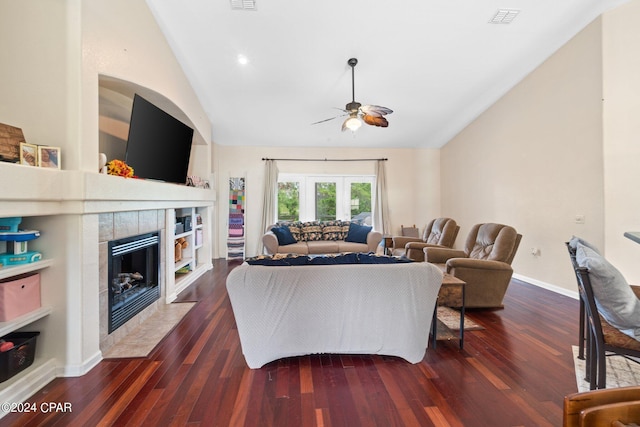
4,259,579,426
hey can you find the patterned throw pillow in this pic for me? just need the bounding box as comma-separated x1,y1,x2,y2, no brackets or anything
301,221,323,241
322,220,343,241
277,221,302,242
339,221,351,240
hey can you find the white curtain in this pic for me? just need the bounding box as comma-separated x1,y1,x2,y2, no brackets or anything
259,159,278,253
374,160,390,235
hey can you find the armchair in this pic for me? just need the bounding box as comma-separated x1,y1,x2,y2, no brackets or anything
396,218,459,259
424,223,522,308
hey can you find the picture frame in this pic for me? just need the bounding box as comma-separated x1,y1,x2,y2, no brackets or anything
38,146,61,169
19,142,38,167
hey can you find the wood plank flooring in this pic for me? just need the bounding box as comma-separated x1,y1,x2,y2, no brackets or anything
3,260,580,426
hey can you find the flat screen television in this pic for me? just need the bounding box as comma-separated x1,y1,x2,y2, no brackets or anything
125,94,194,185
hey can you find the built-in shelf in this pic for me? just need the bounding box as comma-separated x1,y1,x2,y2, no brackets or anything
0,259,53,338
166,206,212,303
175,231,191,240
0,259,54,281
175,257,193,271
0,252,54,419
0,307,52,337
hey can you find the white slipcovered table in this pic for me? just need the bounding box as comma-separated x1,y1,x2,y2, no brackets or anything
226,262,443,368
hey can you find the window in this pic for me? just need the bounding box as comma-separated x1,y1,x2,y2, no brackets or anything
277,181,299,221
277,174,374,223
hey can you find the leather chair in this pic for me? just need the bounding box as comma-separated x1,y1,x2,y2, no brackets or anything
423,223,522,308
397,218,459,259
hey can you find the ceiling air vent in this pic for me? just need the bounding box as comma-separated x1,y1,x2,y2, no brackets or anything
489,9,520,24
230,0,257,11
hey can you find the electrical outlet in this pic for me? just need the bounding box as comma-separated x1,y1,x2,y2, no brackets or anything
575,214,585,224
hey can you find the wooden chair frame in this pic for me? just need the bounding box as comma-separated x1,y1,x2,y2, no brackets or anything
564,386,640,427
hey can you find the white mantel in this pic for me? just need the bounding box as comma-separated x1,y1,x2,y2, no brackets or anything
0,162,215,217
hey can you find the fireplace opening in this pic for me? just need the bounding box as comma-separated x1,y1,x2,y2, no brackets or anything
108,232,160,333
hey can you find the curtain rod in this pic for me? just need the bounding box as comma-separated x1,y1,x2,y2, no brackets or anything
262,157,387,162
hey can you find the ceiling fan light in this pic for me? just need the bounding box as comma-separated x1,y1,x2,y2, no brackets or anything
344,116,362,131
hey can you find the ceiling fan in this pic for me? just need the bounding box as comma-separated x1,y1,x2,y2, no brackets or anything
313,58,393,132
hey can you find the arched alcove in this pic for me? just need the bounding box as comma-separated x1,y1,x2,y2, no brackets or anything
98,75,209,182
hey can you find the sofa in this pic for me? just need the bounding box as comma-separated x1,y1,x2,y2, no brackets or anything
262,220,382,255
226,255,443,368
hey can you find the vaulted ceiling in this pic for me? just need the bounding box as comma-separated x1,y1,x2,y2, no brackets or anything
146,0,627,149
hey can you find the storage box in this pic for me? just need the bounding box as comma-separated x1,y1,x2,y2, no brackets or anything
0,273,41,321
176,216,192,232
183,215,192,232
175,222,184,235
0,331,39,382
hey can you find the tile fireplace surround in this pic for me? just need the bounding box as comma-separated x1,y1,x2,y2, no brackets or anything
98,210,167,354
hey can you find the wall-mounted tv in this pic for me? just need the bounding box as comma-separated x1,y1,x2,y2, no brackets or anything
125,94,194,185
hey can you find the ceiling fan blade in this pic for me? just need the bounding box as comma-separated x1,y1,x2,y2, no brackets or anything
311,108,349,125
363,114,389,127
311,116,340,125
360,105,393,117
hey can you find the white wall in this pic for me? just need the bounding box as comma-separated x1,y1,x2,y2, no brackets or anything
82,0,212,172
441,18,605,294
603,0,640,285
213,145,440,258
0,0,76,160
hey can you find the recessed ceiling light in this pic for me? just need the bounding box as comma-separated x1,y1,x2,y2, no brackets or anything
230,0,256,11
489,9,520,24
237,54,249,65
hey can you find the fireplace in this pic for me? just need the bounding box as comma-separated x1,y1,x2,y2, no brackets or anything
108,232,160,333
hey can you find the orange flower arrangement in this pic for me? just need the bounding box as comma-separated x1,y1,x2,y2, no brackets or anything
106,160,134,178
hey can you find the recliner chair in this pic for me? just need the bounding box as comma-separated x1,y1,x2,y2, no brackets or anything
424,223,522,308
397,218,459,259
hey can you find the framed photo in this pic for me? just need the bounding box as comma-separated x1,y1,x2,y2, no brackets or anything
19,142,38,166
38,146,61,169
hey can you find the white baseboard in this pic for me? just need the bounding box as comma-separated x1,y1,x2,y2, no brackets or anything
58,350,103,378
0,358,57,418
513,273,578,300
